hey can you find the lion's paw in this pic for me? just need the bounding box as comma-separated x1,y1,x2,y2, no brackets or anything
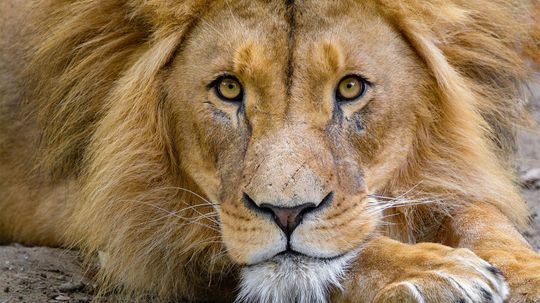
373,248,508,303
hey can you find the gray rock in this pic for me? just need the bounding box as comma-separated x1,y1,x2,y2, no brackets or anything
58,281,85,293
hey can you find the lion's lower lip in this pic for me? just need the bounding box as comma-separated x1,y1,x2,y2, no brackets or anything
246,250,348,267
271,249,347,263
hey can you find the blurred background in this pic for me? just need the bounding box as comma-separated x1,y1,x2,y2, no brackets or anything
519,81,540,250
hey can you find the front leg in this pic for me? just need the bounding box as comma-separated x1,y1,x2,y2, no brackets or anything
444,203,540,302
333,236,508,303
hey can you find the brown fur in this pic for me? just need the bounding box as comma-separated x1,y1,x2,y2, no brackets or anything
1,0,539,302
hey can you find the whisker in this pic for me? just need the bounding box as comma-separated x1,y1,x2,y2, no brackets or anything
120,199,222,232
367,196,442,208
176,200,220,224
133,211,220,228
160,186,218,206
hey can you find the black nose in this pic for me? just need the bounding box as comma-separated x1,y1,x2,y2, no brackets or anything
243,192,333,236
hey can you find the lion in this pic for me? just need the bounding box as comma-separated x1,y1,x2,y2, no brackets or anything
1,0,540,302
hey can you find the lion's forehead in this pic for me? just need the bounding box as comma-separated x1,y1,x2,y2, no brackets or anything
180,0,416,121
194,0,405,70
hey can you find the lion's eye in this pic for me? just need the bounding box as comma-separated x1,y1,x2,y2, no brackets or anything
215,76,243,102
336,75,367,102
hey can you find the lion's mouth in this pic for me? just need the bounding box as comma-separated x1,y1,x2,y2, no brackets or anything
245,230,375,267
269,249,348,264
244,249,350,268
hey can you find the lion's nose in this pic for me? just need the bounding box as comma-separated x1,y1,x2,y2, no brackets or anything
260,203,315,236
243,192,334,236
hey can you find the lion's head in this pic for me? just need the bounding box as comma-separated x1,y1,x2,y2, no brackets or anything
25,0,538,302
170,0,420,262
165,3,424,300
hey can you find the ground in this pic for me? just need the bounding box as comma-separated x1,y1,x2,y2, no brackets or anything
1,85,539,303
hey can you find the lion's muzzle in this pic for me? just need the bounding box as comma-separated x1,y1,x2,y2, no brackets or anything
220,125,377,265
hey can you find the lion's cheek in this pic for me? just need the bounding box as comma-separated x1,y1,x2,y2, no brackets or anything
220,209,286,264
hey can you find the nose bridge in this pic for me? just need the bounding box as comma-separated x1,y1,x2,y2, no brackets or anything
242,125,333,207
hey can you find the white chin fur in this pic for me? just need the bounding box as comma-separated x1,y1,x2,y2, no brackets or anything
236,252,356,303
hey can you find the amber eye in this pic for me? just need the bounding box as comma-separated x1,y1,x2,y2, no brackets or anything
215,76,243,102
336,75,367,102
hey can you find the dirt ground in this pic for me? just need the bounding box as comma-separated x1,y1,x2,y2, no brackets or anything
0,246,97,303
1,85,539,303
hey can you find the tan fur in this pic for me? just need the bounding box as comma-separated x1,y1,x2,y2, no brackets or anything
1,0,539,302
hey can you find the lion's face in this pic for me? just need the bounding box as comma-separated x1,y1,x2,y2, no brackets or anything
164,0,429,295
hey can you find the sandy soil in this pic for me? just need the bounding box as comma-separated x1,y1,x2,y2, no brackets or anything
0,245,98,303
1,86,539,303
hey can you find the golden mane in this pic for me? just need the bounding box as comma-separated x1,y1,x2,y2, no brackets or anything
20,0,539,300
372,0,539,232
25,1,232,300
